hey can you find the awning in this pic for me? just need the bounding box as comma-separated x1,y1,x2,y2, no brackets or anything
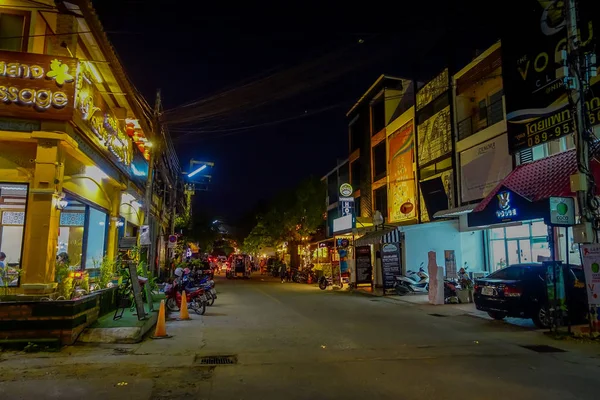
473,147,600,213
433,203,478,219
355,226,403,246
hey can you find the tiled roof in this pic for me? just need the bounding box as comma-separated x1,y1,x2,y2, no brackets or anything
474,148,600,212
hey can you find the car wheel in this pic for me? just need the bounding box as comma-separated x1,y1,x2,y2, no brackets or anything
532,305,551,329
487,311,506,320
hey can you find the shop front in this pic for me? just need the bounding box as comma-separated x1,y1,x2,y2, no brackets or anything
354,227,403,294
0,49,150,294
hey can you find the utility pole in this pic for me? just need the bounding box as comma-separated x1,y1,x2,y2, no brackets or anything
566,0,596,243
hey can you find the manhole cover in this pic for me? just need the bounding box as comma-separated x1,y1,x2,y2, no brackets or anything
195,355,237,365
519,345,566,353
429,313,447,317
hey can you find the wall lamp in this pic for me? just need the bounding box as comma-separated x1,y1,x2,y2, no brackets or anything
54,193,69,210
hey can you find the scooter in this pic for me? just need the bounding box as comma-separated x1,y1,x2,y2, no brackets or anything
318,275,343,290
394,265,429,296
165,279,207,315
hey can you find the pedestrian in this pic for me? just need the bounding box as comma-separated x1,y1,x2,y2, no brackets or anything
259,258,266,275
279,262,287,283
0,252,6,286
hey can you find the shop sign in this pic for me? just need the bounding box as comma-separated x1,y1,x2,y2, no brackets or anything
75,63,132,167
581,244,600,306
496,191,518,220
355,246,372,285
460,134,512,203
339,183,353,197
0,51,78,121
416,68,449,111
548,196,575,226
501,1,600,154
339,196,354,217
381,243,402,295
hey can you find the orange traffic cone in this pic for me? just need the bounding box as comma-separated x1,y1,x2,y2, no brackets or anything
178,290,191,320
151,300,172,339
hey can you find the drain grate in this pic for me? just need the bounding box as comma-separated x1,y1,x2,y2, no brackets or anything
195,355,237,365
519,345,566,353
429,313,447,317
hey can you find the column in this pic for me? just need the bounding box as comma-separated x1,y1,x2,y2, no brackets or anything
20,140,65,294
105,187,122,262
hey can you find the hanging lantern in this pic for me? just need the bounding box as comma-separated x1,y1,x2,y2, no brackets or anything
125,123,135,137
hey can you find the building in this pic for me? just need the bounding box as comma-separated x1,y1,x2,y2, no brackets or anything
0,0,181,293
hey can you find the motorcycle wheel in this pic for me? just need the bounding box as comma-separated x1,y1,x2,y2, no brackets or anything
166,297,179,312
206,292,215,306
318,279,327,290
395,284,410,296
194,299,206,315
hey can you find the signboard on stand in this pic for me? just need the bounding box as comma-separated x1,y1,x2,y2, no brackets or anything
444,250,457,279
548,197,575,226
355,246,372,285
381,243,402,295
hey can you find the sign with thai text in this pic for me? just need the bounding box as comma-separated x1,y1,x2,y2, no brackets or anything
381,243,402,295
0,51,78,120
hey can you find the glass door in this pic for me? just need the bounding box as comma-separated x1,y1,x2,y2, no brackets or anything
507,240,520,265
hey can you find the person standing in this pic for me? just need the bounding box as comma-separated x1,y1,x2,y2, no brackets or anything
279,262,287,283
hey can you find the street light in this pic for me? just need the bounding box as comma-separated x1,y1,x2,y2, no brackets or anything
188,164,207,178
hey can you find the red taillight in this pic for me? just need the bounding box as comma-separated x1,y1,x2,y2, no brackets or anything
502,285,522,297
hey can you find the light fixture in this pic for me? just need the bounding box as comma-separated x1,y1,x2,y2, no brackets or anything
85,61,103,83
188,164,207,178
116,220,125,227
54,193,68,210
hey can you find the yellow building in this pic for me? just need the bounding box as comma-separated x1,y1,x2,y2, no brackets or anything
0,0,179,294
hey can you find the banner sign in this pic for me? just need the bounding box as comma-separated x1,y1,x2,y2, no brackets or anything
417,105,452,166
416,69,449,111
444,250,457,279
581,244,600,306
460,134,513,203
388,121,417,222
501,1,599,154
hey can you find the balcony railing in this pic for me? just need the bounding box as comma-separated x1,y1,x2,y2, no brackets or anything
457,98,504,141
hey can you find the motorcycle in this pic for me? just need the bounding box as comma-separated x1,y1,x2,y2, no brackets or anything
443,279,461,304
394,265,429,295
318,275,343,290
181,271,217,306
164,279,207,315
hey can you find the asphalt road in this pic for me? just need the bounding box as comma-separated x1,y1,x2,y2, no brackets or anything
1,273,600,400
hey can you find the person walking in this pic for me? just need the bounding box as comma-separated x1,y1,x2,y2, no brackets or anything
279,262,287,283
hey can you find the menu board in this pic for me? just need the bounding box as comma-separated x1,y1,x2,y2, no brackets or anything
381,243,402,294
355,246,372,285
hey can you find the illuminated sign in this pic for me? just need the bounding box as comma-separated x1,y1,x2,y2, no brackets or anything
496,191,518,219
548,196,575,226
339,183,353,197
75,63,132,167
0,51,78,120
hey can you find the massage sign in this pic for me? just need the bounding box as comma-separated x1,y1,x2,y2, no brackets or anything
0,51,78,120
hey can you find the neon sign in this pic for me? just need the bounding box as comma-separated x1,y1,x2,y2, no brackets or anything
496,191,518,219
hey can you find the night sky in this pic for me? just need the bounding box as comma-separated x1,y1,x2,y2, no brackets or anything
93,1,502,224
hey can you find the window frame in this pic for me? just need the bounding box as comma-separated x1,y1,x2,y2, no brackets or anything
0,7,31,52
0,182,30,287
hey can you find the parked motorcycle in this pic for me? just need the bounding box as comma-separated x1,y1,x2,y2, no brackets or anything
318,275,342,290
164,279,207,315
394,265,429,295
443,279,461,304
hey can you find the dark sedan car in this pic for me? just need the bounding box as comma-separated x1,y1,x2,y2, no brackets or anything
474,263,587,328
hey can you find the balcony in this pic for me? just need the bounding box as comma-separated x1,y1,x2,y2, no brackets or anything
457,98,504,141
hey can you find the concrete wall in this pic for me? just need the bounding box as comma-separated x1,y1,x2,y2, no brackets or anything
399,220,485,275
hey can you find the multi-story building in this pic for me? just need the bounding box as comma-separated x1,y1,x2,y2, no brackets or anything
0,0,181,294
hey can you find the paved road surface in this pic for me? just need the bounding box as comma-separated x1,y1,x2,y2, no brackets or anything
1,273,600,399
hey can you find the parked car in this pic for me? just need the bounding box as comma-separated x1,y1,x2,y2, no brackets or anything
473,263,587,328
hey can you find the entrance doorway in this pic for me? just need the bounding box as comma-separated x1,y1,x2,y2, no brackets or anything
506,239,533,265
488,220,551,271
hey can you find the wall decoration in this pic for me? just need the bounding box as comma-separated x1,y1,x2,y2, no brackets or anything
1,211,25,225
60,212,85,226
387,121,416,222
417,106,452,166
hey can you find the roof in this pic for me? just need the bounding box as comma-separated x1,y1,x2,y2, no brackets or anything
346,75,405,117
474,147,600,212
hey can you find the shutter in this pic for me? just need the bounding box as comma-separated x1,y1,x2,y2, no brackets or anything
519,148,533,164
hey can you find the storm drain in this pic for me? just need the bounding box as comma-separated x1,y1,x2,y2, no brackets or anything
519,345,566,353
429,313,447,317
195,355,238,365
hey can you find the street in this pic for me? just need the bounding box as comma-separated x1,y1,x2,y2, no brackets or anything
1,274,600,400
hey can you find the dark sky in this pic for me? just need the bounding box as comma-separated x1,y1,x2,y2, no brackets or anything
93,1,501,224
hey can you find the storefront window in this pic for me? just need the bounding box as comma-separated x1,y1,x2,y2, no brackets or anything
58,197,108,269
0,183,28,287
487,220,551,271
85,207,108,268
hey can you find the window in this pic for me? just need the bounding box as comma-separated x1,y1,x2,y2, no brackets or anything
373,185,388,219
0,183,28,287
0,10,28,51
327,175,337,205
85,207,108,268
354,196,361,218
487,266,525,280
478,99,487,121
372,142,386,181
371,100,385,134
349,117,363,152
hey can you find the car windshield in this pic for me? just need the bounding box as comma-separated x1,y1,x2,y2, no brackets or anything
487,266,525,280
